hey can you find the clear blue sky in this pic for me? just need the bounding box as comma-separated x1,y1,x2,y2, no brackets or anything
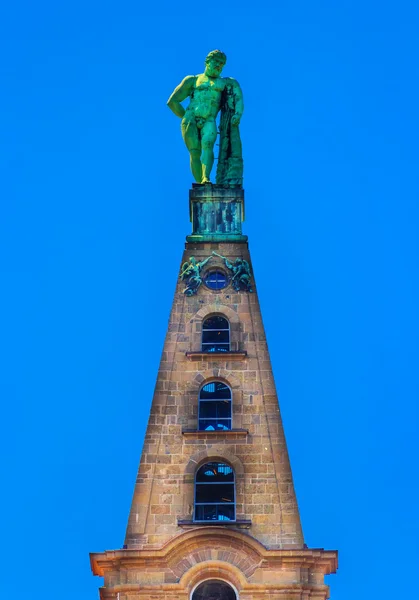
1,1,418,598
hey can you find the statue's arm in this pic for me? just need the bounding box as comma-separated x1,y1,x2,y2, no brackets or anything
180,266,190,279
167,76,195,118
199,256,212,269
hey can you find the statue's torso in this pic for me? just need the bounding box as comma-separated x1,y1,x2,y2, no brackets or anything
186,74,226,120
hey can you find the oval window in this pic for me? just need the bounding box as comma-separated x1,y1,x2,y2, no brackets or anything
204,270,228,290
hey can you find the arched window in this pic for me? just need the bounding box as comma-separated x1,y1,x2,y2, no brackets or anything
202,316,230,352
194,462,235,522
192,580,236,600
199,382,232,431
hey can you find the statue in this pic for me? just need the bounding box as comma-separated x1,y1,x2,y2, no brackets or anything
180,255,213,296
167,50,244,186
212,252,253,292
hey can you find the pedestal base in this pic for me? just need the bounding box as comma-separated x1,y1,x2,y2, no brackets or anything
187,184,247,243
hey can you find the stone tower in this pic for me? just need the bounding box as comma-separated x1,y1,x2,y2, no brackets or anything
90,185,338,600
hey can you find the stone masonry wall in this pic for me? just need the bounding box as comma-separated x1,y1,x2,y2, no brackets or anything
124,242,304,550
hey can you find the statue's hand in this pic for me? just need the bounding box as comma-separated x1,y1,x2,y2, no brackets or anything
231,114,241,126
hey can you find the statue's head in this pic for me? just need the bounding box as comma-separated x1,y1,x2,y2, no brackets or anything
205,49,227,78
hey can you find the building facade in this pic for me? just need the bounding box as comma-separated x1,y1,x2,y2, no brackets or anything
90,185,337,600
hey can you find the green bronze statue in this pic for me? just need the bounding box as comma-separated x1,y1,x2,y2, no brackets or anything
212,252,253,292
180,255,213,296
167,50,244,186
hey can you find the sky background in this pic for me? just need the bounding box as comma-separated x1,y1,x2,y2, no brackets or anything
1,1,418,598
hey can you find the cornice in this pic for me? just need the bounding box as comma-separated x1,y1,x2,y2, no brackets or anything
91,528,337,577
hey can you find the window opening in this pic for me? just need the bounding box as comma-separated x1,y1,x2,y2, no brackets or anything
194,462,235,522
202,316,230,353
192,580,237,600
199,381,232,431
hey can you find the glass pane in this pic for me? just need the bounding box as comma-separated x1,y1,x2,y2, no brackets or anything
202,330,230,343
198,419,231,431
203,316,229,330
199,402,217,418
200,382,231,400
199,400,231,418
201,343,230,353
196,482,235,504
216,402,231,418
198,419,217,431
217,504,235,521
195,504,216,521
196,462,234,483
194,504,235,522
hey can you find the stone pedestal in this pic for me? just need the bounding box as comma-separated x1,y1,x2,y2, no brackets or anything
187,184,247,243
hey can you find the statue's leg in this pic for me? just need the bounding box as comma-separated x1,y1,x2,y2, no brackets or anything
201,120,218,183
181,117,202,183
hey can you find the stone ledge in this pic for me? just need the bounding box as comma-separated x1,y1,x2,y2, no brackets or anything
177,519,252,529
182,429,249,438
185,351,247,361
186,234,249,243
91,529,338,577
